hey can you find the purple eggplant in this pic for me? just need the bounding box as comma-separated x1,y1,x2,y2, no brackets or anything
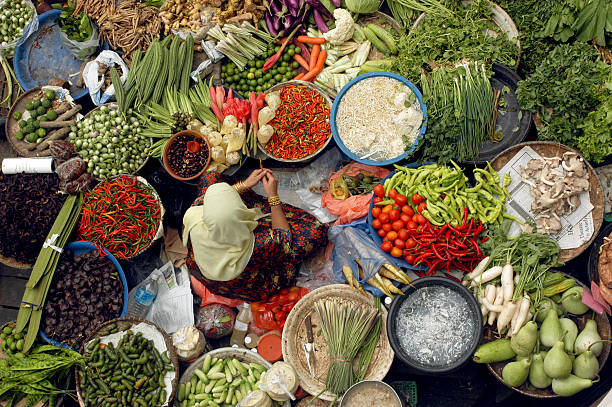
313,9,329,33
265,13,280,36
330,0,340,6
270,0,282,15
283,0,301,17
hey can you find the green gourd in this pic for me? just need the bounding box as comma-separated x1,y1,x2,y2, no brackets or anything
510,321,538,356
473,338,516,363
536,298,563,323
552,374,595,396
502,358,531,387
543,341,572,379
573,347,599,380
560,287,589,315
539,306,563,348
559,318,578,353
574,320,603,356
529,353,553,389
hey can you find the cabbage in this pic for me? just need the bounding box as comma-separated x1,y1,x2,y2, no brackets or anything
344,0,380,14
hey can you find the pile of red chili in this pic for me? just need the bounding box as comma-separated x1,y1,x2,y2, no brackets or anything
406,207,487,277
265,85,331,160
78,176,161,259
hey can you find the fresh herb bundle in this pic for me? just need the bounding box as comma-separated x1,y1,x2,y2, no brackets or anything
53,1,94,42
516,42,610,154
539,0,612,46
314,299,380,401
392,0,518,84
578,72,612,163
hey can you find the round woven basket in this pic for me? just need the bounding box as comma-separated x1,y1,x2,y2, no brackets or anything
490,141,604,263
179,347,291,407
258,81,333,163
75,318,179,407
483,272,611,398
281,284,394,401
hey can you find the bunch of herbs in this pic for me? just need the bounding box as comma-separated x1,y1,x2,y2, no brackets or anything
578,71,612,163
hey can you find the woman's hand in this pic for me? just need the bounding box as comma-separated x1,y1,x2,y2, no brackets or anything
242,169,267,189
262,170,279,197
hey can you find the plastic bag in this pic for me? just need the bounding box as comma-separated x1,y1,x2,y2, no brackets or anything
82,50,129,106
196,304,236,339
296,248,336,291
0,0,38,56
189,274,243,308
59,23,99,60
329,222,419,297
56,156,85,181
322,162,391,225
49,140,76,161
251,287,308,330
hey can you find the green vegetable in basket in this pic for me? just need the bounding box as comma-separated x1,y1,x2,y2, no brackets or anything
345,0,381,14
12,111,21,120
54,1,94,42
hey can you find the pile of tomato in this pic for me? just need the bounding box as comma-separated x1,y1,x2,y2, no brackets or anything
371,184,429,264
250,286,308,330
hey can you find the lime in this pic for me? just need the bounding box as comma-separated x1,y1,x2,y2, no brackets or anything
291,61,299,69
46,110,58,121
2,326,10,335
36,128,46,138
247,72,255,80
36,106,46,116
24,102,33,110
42,99,51,109
12,111,21,120
32,100,41,109
18,120,26,129
45,90,55,100
15,131,24,140
15,339,24,351
256,60,264,68
25,133,38,143
287,49,295,57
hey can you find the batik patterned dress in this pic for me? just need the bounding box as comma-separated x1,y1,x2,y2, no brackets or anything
185,172,328,301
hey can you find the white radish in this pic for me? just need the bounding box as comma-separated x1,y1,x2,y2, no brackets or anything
510,294,531,337
514,273,520,285
501,262,514,302
470,266,503,287
508,300,521,337
482,297,504,313
480,285,496,318
463,256,490,285
488,285,504,325
497,300,518,334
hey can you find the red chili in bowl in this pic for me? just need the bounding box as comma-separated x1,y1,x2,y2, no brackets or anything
167,133,209,178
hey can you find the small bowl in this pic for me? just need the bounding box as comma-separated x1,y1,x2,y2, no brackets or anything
387,276,483,374
162,130,211,182
340,380,404,407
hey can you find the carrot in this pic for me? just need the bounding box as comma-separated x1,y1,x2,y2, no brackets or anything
276,37,288,45
297,36,325,44
293,73,306,80
309,44,321,71
293,54,310,71
302,49,327,81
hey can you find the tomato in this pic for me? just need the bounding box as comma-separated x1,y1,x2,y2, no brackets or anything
412,193,423,205
398,229,409,240
405,238,417,249
404,254,415,264
388,189,398,200
389,209,400,221
379,213,389,223
400,214,411,223
402,205,415,216
395,194,407,206
407,220,417,230
372,219,382,229
373,196,383,204
386,231,398,241
373,184,385,197
287,292,299,301
414,213,427,225
382,223,392,232
378,229,387,238
381,241,393,252
371,207,381,218
417,202,427,213
392,220,404,231
394,239,405,249
390,247,403,258
382,204,394,214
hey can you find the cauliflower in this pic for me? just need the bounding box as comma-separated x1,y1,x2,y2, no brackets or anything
257,124,274,145
323,9,355,45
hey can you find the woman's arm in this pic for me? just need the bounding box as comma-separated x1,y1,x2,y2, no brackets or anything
233,169,266,194
263,170,290,230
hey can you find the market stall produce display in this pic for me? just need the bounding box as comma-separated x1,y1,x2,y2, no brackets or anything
162,130,212,181
597,228,612,305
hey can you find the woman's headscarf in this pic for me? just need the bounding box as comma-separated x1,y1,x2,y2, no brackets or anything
182,183,267,281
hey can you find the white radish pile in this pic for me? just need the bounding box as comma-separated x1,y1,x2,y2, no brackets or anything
463,257,532,337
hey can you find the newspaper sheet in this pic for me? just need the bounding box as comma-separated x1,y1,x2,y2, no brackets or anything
497,146,594,250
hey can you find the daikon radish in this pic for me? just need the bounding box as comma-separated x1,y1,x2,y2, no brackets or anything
480,285,496,318
497,300,518,334
488,285,504,325
470,266,503,287
501,262,514,302
463,256,490,285
510,294,532,337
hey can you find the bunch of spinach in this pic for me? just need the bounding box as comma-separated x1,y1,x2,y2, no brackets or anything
392,0,519,84
52,1,93,42
579,72,612,163
540,0,612,46
516,42,610,149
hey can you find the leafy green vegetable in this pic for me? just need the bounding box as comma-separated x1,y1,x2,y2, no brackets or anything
392,0,519,83
55,1,93,42
578,72,612,163
516,42,610,149
540,0,612,46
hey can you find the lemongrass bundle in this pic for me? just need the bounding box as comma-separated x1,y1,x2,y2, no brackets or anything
314,299,380,398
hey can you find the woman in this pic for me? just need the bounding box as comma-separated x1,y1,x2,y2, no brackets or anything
183,169,328,301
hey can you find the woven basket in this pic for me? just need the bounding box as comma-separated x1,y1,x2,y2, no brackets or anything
281,284,394,401
490,141,605,263
483,272,611,398
75,318,179,407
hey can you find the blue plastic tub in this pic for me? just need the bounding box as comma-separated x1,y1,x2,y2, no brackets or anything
330,71,428,166
14,10,92,100
39,241,128,349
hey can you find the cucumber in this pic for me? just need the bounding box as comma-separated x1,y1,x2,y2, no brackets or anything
367,24,397,54
362,26,391,55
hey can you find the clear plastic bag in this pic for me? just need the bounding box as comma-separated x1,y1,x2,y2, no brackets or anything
55,156,85,181
59,23,99,60
82,50,129,106
0,0,38,56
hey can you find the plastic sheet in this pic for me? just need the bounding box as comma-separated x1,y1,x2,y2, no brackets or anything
82,50,129,106
59,23,99,60
0,0,38,56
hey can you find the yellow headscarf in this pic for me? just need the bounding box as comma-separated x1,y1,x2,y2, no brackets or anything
182,183,267,281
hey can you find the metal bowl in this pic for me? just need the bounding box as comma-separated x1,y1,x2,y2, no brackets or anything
340,380,405,407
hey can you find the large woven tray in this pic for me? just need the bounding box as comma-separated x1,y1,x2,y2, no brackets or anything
490,141,604,263
483,272,611,398
281,284,394,401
